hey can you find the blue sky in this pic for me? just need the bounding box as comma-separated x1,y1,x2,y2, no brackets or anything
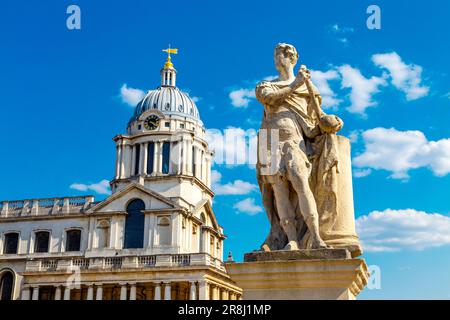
1,0,450,299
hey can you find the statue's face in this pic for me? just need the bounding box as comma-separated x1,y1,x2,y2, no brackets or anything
274,46,296,73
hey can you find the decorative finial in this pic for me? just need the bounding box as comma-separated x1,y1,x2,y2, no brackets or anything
162,45,178,69
227,251,234,262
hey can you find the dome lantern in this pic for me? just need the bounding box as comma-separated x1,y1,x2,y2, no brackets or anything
161,47,178,87
128,47,202,126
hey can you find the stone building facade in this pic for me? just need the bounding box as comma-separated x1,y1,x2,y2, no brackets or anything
0,53,242,300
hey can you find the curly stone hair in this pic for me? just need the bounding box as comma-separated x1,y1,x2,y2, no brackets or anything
275,43,299,65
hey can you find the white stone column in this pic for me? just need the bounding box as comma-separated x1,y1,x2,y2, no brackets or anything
21,287,31,300
181,139,187,174
142,143,148,175
31,286,39,300
187,139,192,175
189,282,197,300
221,289,229,300
87,285,94,300
95,285,103,300
121,144,130,178
63,286,71,300
54,286,62,300
115,144,122,179
157,142,163,173
120,284,128,300
138,143,145,175
154,283,161,300
131,145,137,176
164,282,171,300
152,142,158,174
198,281,209,300
129,283,137,300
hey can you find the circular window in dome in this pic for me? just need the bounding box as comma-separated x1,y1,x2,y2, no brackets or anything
178,105,184,112
165,103,170,110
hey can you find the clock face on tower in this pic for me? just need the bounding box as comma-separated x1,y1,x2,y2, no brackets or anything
144,115,160,130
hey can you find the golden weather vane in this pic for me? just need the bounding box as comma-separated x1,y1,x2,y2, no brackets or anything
162,45,178,68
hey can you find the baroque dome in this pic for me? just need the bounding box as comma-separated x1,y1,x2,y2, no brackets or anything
130,86,200,123
129,51,201,124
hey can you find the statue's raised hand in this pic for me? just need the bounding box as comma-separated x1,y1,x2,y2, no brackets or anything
290,65,310,89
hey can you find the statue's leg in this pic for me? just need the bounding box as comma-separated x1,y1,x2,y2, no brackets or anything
272,180,299,250
287,161,327,249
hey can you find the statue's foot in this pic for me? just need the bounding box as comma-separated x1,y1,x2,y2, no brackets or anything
283,240,299,251
311,239,328,249
261,243,271,252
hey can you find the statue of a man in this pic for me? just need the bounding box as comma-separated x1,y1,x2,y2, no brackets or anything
255,43,343,251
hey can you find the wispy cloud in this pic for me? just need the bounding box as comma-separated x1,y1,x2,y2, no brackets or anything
70,179,111,195
211,170,258,195
233,197,263,215
372,52,429,100
329,24,354,44
120,83,145,106
353,168,372,178
356,209,450,252
353,127,450,179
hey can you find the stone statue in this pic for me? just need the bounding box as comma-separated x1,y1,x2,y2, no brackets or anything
255,43,362,256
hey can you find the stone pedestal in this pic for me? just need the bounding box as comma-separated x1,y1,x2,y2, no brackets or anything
226,249,369,300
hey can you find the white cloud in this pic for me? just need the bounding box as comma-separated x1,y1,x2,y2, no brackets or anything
211,169,258,195
120,83,145,106
353,168,372,178
70,179,111,195
310,69,342,109
353,127,450,179
356,209,450,252
330,24,354,44
229,88,256,108
372,52,429,100
233,198,263,215
338,64,387,116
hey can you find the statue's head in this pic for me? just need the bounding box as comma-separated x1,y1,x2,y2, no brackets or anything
274,43,299,72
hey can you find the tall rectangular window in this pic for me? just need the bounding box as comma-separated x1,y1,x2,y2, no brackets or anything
3,233,19,254
65,230,81,252
147,142,154,174
134,144,140,175
192,146,196,177
34,231,50,253
162,142,170,174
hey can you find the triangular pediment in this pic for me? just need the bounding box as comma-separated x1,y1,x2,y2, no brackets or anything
88,183,179,213
194,199,220,230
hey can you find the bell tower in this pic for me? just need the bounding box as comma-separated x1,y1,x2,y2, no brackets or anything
111,48,213,211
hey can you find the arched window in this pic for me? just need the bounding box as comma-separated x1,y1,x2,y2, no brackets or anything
0,271,14,300
123,199,145,249
156,216,171,246
65,229,81,252
3,233,19,254
34,231,50,253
